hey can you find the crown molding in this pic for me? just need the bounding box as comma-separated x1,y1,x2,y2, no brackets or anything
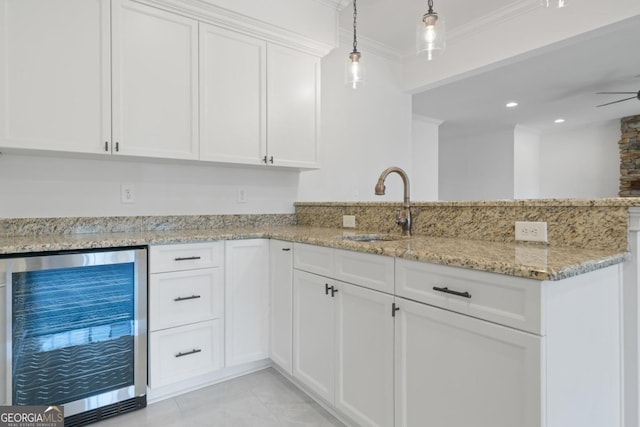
446,0,539,45
312,0,351,11
133,0,336,56
338,28,402,61
412,114,444,126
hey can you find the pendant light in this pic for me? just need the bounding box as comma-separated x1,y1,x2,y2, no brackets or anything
541,0,567,7
417,0,445,60
346,0,365,89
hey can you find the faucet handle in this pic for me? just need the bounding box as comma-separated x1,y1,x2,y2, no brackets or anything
395,209,408,226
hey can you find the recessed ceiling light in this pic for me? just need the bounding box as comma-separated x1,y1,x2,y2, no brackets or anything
506,102,518,108
554,118,565,124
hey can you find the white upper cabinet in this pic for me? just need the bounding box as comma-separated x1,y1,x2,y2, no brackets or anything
111,0,199,160
0,0,321,167
200,28,320,168
267,44,320,168
0,0,111,154
199,24,266,165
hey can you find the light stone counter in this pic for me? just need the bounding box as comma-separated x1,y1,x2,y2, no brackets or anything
0,225,625,281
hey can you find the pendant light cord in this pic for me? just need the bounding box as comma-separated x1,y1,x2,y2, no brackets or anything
352,0,358,54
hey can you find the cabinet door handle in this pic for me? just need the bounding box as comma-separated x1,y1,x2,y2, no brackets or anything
282,248,291,252
325,283,330,295
115,141,120,152
104,141,109,152
175,348,202,358
269,156,274,164
262,155,268,164
392,302,400,317
331,287,338,297
433,286,472,299
174,295,201,302
174,256,202,261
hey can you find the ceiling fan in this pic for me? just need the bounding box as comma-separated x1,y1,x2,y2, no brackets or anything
596,90,640,107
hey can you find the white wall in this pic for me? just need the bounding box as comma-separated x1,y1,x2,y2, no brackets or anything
0,153,299,218
297,43,413,202
439,127,514,200
514,125,541,199
538,119,620,198
411,115,440,200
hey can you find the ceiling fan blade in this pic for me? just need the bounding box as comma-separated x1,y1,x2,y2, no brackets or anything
596,92,637,94
596,96,637,107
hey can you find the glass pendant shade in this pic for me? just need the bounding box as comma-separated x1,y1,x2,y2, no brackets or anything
541,0,567,7
417,11,445,60
346,51,365,89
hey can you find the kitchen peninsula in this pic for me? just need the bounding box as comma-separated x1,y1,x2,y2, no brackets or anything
1,198,638,427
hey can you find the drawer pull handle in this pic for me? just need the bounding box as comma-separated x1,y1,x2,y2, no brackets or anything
174,295,201,302
433,286,472,299
282,248,291,252
174,256,202,261
175,348,202,358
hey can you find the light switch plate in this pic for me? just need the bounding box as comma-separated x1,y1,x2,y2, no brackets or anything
121,184,135,204
343,215,356,228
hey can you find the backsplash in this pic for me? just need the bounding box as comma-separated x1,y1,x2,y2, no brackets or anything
0,214,296,237
295,199,640,251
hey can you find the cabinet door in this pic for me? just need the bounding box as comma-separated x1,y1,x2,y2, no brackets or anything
395,297,542,427
293,270,334,403
270,240,293,374
225,239,269,367
0,0,110,154
112,0,198,160
0,285,6,405
199,24,266,165
335,282,394,427
267,44,319,168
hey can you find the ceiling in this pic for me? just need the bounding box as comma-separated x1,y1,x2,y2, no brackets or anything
338,1,640,137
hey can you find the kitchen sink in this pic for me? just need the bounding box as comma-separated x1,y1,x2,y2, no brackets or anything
338,234,406,242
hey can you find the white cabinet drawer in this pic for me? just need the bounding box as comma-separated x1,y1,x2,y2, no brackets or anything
149,320,223,389
149,268,223,331
293,243,334,277
396,259,543,334
150,242,223,273
334,249,394,294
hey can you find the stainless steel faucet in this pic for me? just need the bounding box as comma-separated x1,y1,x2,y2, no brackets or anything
374,166,411,236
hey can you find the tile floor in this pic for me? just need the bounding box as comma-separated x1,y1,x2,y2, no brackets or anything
94,368,346,427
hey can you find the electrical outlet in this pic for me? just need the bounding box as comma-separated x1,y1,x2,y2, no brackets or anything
237,188,248,204
515,221,548,243
121,184,135,204
343,215,356,228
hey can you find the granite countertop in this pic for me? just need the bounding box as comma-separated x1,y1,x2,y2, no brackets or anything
0,225,626,281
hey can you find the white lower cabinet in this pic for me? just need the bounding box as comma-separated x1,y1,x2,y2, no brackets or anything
269,240,294,375
148,242,225,391
335,281,394,427
293,268,395,427
225,239,269,367
394,297,542,427
293,270,335,402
